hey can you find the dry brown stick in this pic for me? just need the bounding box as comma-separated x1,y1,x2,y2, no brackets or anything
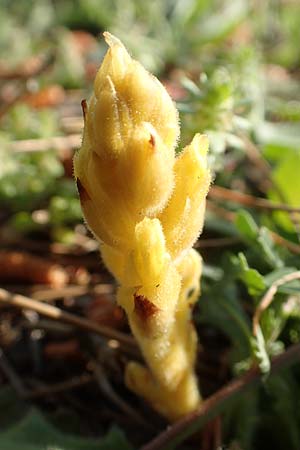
0,288,136,350
253,271,300,336
1,234,96,256
30,284,113,302
26,373,94,399
269,232,300,255
9,134,81,153
141,342,300,450
209,185,300,214
206,200,236,222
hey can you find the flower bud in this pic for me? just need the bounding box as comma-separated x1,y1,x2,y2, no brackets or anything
74,32,211,421
93,33,179,153
74,32,180,251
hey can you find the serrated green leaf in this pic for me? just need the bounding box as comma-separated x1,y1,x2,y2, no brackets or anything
236,253,266,296
251,327,270,374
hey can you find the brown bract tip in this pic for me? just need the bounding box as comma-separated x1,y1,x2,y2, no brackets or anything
149,132,156,148
134,294,159,322
81,99,88,121
76,178,90,203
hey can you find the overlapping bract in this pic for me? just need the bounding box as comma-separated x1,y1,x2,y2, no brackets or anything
73,32,211,421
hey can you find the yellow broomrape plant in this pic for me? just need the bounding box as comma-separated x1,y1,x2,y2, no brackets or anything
74,32,211,421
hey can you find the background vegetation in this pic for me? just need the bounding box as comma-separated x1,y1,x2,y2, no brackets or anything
0,0,300,449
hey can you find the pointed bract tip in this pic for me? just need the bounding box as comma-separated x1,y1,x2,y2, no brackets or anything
191,134,209,156
81,99,87,120
103,31,124,49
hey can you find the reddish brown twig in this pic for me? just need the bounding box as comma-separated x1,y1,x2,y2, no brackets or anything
195,236,241,248
209,185,300,214
0,251,69,288
9,134,81,153
26,373,93,399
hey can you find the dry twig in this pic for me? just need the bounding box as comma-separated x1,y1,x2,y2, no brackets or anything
0,251,69,287
9,134,81,153
209,185,300,214
0,289,136,353
26,373,94,399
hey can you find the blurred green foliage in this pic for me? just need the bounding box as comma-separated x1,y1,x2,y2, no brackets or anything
0,387,133,450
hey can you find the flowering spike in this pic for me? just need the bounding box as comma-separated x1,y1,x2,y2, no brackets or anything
74,32,211,420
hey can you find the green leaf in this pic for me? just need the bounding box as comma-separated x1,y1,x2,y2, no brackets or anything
261,372,300,450
0,409,133,450
0,386,28,430
272,149,300,228
197,0,249,44
257,227,284,269
236,211,284,269
223,388,259,449
236,253,266,296
199,271,252,365
0,388,133,450
263,141,300,231
236,210,259,241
